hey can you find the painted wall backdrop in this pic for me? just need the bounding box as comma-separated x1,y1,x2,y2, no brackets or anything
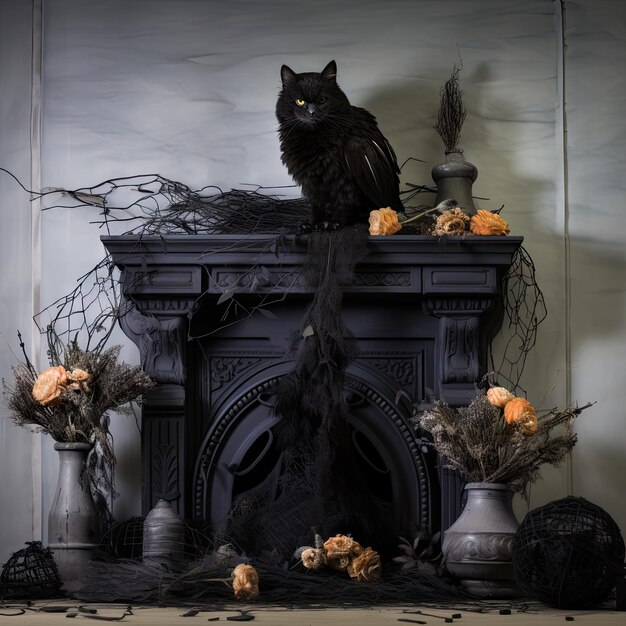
1,0,625,562
0,0,36,565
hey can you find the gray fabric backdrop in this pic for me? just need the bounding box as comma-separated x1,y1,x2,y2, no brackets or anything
1,0,625,562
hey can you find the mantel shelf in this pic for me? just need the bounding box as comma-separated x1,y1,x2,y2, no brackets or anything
102,234,523,298
102,233,523,265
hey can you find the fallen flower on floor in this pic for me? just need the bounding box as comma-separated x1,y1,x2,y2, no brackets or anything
295,533,382,582
232,563,260,600
347,547,382,582
323,534,363,572
300,548,326,570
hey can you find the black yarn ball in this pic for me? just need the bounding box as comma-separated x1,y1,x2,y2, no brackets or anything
0,541,62,599
512,496,625,608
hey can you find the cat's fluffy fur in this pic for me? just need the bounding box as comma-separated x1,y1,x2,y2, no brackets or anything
276,60,403,228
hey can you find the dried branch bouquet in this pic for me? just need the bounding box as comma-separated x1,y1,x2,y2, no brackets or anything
415,386,592,492
3,334,154,512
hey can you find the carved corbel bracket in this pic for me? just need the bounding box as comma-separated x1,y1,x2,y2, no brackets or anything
118,297,191,385
423,297,496,404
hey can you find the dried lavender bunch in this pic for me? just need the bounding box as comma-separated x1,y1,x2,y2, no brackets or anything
434,64,467,153
416,391,591,492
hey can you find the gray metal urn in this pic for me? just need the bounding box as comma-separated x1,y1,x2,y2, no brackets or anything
48,442,101,594
442,482,520,598
431,150,478,215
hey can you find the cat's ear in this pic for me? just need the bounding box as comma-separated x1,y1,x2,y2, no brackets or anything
281,65,297,87
321,60,337,81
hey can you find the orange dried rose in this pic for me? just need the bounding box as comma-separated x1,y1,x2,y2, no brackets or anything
433,207,469,236
69,368,91,383
486,386,515,408
470,209,510,236
504,397,538,436
347,547,382,583
504,397,535,424
232,563,260,600
323,534,363,555
369,207,402,236
300,547,326,570
323,534,363,572
32,366,69,406
68,368,93,392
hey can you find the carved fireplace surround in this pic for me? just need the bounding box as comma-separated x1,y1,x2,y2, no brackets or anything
102,233,522,539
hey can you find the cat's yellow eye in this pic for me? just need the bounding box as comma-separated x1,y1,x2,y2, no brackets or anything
295,99,306,107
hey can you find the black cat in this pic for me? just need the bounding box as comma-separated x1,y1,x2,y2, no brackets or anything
276,60,403,229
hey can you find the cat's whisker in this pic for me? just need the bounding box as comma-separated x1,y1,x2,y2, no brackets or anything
281,119,305,141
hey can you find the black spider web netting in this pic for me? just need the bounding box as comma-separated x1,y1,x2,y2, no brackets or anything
490,245,547,394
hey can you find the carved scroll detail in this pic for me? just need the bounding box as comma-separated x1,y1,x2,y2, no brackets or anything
444,532,515,562
210,357,262,391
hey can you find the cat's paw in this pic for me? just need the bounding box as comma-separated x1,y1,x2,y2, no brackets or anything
296,222,313,234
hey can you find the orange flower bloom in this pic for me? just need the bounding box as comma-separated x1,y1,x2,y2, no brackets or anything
68,368,93,392
486,386,515,408
347,547,382,582
232,563,260,600
369,207,402,236
323,534,363,571
32,366,69,406
504,397,538,436
300,548,326,570
434,207,469,236
470,209,510,236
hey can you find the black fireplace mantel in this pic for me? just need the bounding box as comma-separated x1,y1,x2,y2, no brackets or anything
102,233,522,529
103,233,522,397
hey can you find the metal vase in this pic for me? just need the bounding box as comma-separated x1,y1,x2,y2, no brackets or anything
442,482,520,598
431,150,478,215
48,442,101,594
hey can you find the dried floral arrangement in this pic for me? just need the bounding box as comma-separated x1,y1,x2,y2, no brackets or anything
4,337,154,445
416,386,592,492
2,333,154,514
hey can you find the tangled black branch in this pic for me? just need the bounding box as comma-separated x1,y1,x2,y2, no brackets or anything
1,167,545,405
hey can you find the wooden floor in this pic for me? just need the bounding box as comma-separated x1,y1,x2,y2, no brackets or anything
0,603,624,625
